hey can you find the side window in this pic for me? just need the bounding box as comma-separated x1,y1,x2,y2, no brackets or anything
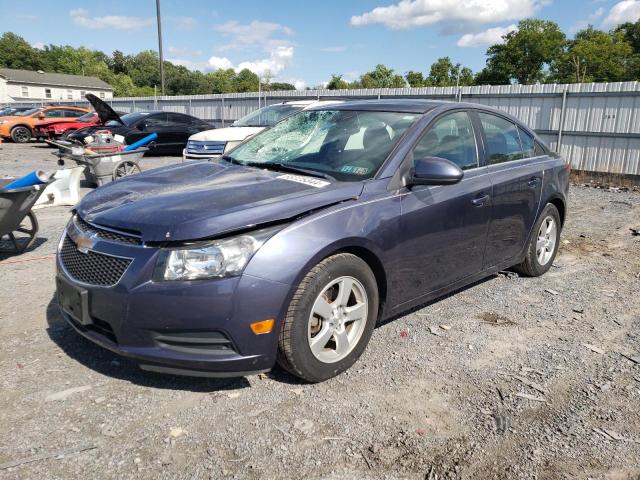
63,109,83,117
413,111,478,171
518,128,535,158
142,114,167,129
166,113,191,126
44,109,66,118
478,112,524,164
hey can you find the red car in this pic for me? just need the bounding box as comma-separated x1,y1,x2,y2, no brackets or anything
33,111,124,141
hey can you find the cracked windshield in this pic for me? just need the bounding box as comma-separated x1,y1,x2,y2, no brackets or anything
227,110,418,181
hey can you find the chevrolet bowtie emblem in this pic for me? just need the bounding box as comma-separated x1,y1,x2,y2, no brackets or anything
76,232,97,254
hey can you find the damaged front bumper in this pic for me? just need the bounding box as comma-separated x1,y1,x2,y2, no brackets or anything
56,222,291,377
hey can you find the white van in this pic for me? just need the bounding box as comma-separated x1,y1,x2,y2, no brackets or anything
183,100,340,160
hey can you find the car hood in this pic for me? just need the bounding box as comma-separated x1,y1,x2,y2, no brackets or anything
76,161,363,243
188,126,265,142
85,93,123,125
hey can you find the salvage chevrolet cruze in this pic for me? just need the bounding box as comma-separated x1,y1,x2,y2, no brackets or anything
56,100,569,382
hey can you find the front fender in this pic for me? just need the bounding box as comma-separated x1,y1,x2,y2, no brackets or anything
244,194,401,290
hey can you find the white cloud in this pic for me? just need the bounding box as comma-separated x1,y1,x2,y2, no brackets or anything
31,41,45,50
602,0,640,28
351,0,544,30
168,46,202,57
69,8,153,30
204,46,294,77
457,24,518,47
214,20,294,50
207,56,235,70
293,80,307,90
206,19,296,78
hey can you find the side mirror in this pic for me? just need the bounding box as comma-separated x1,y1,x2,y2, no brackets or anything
38,113,45,119
409,157,464,186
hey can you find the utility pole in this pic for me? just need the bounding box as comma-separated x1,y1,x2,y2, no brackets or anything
156,0,165,96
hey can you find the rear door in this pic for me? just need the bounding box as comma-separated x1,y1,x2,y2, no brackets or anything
474,111,543,268
395,110,492,305
165,113,199,153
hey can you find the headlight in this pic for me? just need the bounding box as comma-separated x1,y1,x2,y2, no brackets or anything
156,226,282,281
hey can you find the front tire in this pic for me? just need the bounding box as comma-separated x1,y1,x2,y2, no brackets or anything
11,126,31,143
514,203,561,277
277,253,379,383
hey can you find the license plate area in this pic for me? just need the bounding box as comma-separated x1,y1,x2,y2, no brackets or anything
56,275,91,325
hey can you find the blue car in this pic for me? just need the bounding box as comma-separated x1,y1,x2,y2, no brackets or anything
56,100,569,382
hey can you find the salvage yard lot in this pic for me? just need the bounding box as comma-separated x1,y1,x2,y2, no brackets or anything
0,142,639,479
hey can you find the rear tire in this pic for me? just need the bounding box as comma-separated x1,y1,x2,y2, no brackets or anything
11,126,31,143
514,203,561,277
277,253,378,382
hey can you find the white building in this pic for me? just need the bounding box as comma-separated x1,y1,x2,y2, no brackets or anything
0,68,112,104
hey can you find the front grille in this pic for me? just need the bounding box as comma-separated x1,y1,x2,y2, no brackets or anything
74,215,141,245
60,235,131,286
186,140,226,156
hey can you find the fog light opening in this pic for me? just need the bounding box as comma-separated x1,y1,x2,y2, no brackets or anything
250,319,275,335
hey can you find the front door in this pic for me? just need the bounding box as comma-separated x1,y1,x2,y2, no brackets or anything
393,111,492,307
474,111,543,268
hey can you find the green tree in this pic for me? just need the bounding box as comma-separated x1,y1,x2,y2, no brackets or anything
405,70,425,87
615,20,640,52
425,57,474,86
128,50,161,88
269,82,296,90
479,19,567,84
233,68,259,92
358,64,406,88
205,68,236,93
551,27,634,83
0,32,43,70
326,74,350,89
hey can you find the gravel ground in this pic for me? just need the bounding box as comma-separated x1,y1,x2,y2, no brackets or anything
0,142,639,480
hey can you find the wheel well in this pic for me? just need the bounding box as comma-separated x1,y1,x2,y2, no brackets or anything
11,124,32,134
335,246,387,317
548,197,566,226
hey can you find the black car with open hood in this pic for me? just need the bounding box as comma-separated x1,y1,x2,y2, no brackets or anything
67,94,213,155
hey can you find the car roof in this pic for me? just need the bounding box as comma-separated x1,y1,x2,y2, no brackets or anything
306,99,446,113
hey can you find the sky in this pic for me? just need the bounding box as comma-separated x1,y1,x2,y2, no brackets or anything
1,0,640,88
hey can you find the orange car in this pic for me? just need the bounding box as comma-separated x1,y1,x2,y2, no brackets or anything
0,105,90,143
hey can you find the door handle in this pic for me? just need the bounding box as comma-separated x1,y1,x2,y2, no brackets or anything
471,194,490,207
527,177,540,187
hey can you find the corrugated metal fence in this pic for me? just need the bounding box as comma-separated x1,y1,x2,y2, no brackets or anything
8,82,640,175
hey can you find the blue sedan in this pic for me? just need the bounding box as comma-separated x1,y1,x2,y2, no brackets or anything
56,100,570,382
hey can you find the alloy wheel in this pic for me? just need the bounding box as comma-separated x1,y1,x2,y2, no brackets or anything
307,276,368,364
536,216,557,266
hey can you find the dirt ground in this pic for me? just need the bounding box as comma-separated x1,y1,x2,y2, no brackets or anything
0,142,639,480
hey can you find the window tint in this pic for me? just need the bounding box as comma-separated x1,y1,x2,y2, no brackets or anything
43,109,66,118
166,113,191,126
478,112,524,164
518,128,535,158
413,111,478,170
142,114,168,129
63,109,83,117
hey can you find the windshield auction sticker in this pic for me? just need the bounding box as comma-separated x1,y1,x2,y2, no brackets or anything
277,174,330,188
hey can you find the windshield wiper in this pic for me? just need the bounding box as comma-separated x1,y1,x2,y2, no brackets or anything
235,160,335,181
267,162,335,181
